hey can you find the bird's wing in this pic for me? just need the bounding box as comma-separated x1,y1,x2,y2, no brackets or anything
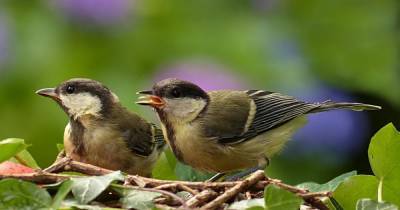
198,90,252,141
200,90,319,145
117,108,162,157
151,123,167,151
121,127,155,157
239,90,319,140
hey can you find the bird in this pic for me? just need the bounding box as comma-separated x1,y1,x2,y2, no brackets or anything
36,78,165,177
136,78,381,179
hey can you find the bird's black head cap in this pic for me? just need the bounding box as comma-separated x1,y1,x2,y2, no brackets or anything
153,78,209,101
57,78,110,97
56,78,115,116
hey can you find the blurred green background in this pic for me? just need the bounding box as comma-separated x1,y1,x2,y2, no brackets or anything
0,0,399,184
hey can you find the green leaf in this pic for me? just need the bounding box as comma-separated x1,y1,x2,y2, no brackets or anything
0,178,52,209
61,198,123,210
368,123,400,206
57,144,64,153
175,162,213,181
0,138,28,164
228,198,265,210
52,180,73,209
333,175,379,210
297,170,356,192
71,171,124,204
15,149,40,169
264,185,303,210
152,151,178,180
120,189,161,210
356,199,398,210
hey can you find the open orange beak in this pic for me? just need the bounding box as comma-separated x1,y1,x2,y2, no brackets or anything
136,90,165,108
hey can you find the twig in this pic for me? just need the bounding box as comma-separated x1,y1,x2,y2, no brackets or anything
116,184,189,209
202,170,265,210
0,172,72,184
265,178,330,209
305,197,330,210
154,197,181,206
155,183,198,195
44,157,71,173
68,160,114,175
301,191,332,199
267,177,308,194
126,174,242,189
245,191,252,199
46,160,254,190
177,184,199,195
186,189,218,208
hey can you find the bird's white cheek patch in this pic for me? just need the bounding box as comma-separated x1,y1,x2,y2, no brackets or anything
164,98,207,123
60,93,102,119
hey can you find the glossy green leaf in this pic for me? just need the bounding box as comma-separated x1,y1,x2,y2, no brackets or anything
120,189,161,210
15,149,40,169
175,162,214,181
0,178,52,209
61,198,123,210
52,180,73,209
71,171,124,204
0,138,28,164
356,199,398,210
264,185,303,210
334,175,379,210
297,170,356,192
368,123,400,206
228,198,264,210
152,151,178,180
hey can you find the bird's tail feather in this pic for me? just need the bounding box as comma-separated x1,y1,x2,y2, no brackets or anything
310,101,381,113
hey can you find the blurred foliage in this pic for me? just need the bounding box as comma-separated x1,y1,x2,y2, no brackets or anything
0,0,399,185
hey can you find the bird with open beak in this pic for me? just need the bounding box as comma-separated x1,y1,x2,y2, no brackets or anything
137,78,381,180
36,78,165,177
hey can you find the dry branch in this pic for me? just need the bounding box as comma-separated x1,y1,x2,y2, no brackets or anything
0,158,332,209
202,170,265,210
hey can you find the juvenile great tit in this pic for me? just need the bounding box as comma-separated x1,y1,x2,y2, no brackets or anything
137,78,381,176
36,78,165,177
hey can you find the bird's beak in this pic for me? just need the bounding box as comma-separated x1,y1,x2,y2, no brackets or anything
136,90,153,95
136,90,165,108
35,88,59,100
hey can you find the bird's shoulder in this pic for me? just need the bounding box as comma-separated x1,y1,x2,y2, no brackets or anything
196,90,253,139
110,105,161,157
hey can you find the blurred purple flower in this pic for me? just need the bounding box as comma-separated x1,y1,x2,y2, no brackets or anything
154,61,248,91
286,86,369,159
53,0,132,26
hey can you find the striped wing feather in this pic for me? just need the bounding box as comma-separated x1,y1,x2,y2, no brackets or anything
209,90,319,144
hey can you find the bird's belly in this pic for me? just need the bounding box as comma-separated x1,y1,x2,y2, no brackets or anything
171,125,257,173
169,117,307,173
64,126,153,176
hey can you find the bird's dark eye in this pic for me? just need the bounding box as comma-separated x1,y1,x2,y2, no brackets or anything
66,85,75,94
171,88,181,98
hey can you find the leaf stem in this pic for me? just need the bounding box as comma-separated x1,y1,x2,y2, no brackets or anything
378,178,383,202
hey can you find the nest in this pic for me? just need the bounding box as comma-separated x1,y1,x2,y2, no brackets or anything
0,158,331,209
